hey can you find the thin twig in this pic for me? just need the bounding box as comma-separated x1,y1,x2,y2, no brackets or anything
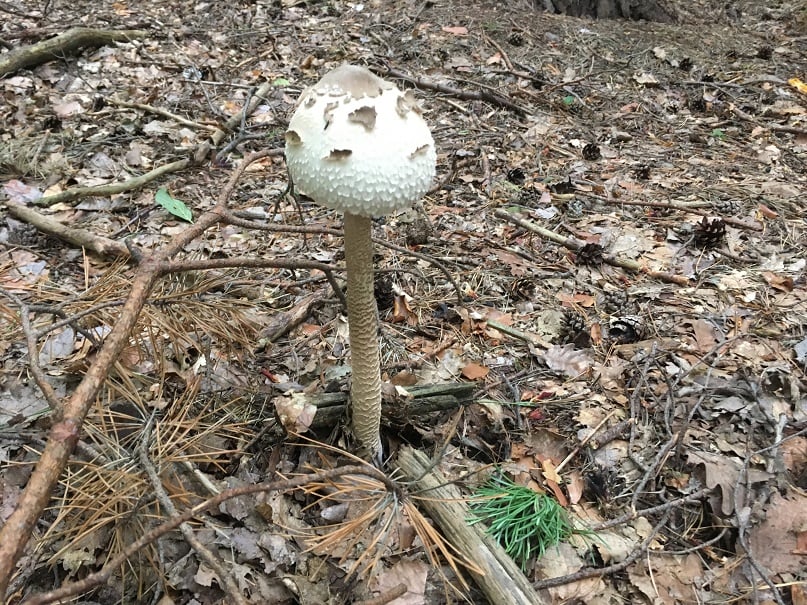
21,465,387,605
373,237,464,306
32,159,191,207
373,64,531,115
137,415,248,605
588,488,711,531
495,208,691,286
657,527,728,556
0,288,61,411
107,98,219,132
534,509,673,590
581,194,764,232
630,433,680,511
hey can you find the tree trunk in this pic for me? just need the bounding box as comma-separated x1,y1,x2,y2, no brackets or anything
543,0,676,22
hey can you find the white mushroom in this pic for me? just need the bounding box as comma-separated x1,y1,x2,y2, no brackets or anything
285,65,436,462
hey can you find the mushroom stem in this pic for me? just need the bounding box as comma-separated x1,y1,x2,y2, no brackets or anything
343,211,383,462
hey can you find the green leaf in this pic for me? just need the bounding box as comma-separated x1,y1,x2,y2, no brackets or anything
562,95,576,106
272,77,290,87
711,128,725,139
155,188,193,222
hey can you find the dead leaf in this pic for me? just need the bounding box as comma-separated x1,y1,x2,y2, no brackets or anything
567,471,585,505
461,362,489,380
692,319,721,352
762,271,793,292
558,292,596,307
392,293,417,324
748,491,807,573
789,77,807,95
390,370,418,387
493,249,530,276
3,180,43,204
372,558,428,605
633,72,659,86
274,393,316,433
442,25,468,36
542,345,593,378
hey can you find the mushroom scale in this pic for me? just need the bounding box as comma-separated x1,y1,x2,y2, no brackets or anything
285,65,436,218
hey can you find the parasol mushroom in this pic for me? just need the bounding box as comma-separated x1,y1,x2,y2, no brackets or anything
284,64,436,462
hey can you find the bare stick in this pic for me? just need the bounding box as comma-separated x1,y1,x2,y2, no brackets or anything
6,202,130,256
584,195,764,231
374,64,530,116
32,158,191,207
494,208,691,286
533,510,672,590
107,98,220,132
0,288,61,411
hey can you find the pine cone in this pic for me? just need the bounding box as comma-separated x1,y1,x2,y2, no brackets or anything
582,143,601,161
509,277,536,301
711,199,742,215
693,216,726,248
576,243,604,266
608,315,644,344
558,310,588,344
601,290,629,315
404,216,433,246
518,187,541,206
374,274,395,311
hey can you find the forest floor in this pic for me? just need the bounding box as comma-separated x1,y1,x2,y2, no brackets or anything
1,0,806,603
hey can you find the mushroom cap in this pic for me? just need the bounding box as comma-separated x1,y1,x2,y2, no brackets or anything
285,65,436,218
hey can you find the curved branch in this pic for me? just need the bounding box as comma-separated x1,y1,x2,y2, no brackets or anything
0,150,277,597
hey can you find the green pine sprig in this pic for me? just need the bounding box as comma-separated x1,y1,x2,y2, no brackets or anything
468,473,577,569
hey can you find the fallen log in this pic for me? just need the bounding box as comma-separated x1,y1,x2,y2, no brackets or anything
397,446,548,605
0,27,147,77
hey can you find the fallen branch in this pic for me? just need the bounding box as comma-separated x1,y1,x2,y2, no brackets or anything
32,158,191,207
0,288,61,411
583,194,764,232
107,97,220,132
0,27,147,77
303,382,477,430
6,202,130,256
137,418,248,605
397,446,548,605
533,510,673,590
0,149,277,597
730,103,807,136
494,208,691,286
29,78,273,208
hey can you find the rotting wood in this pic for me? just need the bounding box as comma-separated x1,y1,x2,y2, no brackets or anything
258,383,477,438
302,382,477,430
0,27,147,77
397,446,549,605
